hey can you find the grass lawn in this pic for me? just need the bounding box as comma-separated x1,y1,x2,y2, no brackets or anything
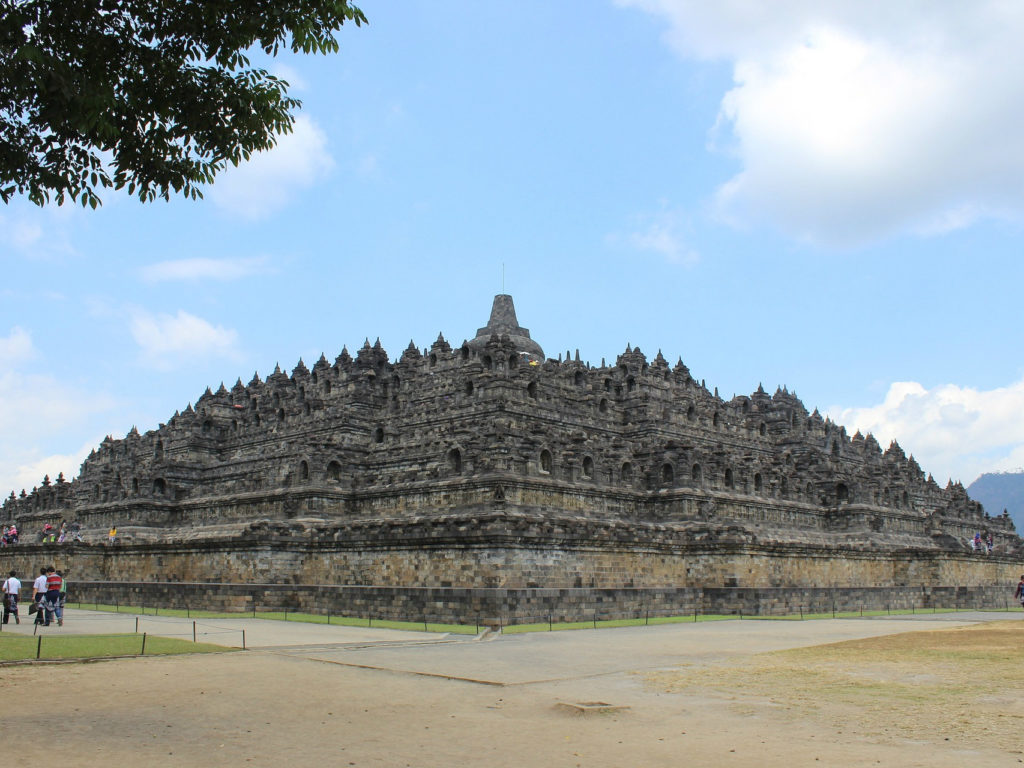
65,601,1019,637
0,632,233,662
66,602,480,634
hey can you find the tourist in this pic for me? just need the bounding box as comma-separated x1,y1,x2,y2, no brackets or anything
69,521,84,543
56,521,67,544
1,526,8,547
2,570,20,625
107,525,117,545
7,524,16,545
32,567,47,625
986,532,994,554
44,566,63,626
1015,575,1024,610
57,570,67,617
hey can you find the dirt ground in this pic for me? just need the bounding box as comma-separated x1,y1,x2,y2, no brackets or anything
2,615,1023,767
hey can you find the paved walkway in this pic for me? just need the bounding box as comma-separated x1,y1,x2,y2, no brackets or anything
4,607,1019,685
265,611,1023,685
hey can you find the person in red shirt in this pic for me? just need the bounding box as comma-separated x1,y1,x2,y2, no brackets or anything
44,566,63,626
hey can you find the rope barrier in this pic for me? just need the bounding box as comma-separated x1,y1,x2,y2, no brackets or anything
58,598,1016,637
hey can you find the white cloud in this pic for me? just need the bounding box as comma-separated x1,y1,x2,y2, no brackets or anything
139,256,272,283
0,327,34,366
271,63,308,92
0,329,117,494
0,370,116,445
130,309,241,370
828,377,1024,486
0,440,97,500
618,1,1024,244
0,204,78,258
207,114,333,219
610,206,698,265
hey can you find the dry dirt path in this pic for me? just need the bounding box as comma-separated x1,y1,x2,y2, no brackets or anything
2,609,1022,767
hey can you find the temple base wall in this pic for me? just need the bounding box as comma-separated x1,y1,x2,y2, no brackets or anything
2,537,1020,622
60,581,1017,623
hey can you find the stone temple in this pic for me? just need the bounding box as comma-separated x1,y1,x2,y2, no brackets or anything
2,295,1021,620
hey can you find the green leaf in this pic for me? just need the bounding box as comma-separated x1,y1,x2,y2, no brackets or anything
1,0,366,209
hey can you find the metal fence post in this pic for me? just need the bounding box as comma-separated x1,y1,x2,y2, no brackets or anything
140,633,147,656
193,621,197,643
36,635,42,659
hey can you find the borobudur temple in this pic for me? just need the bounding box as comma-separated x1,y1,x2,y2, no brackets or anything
2,295,1020,620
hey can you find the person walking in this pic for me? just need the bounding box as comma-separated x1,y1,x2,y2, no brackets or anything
57,570,67,619
44,567,63,626
1015,575,1024,610
2,570,20,624
32,567,47,625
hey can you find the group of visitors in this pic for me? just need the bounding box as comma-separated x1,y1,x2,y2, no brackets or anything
1,566,66,626
970,531,994,554
37,520,84,544
1,524,18,546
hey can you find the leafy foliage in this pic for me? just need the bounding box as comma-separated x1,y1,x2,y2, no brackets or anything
0,0,365,207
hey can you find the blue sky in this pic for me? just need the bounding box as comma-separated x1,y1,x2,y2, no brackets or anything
3,0,1024,501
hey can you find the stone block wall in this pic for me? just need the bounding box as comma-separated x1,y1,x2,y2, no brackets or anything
61,581,1019,625
3,534,1020,623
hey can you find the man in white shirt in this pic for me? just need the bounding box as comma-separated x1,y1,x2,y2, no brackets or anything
32,568,48,626
2,570,20,624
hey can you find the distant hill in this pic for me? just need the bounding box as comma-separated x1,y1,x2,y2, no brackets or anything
967,471,1024,532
